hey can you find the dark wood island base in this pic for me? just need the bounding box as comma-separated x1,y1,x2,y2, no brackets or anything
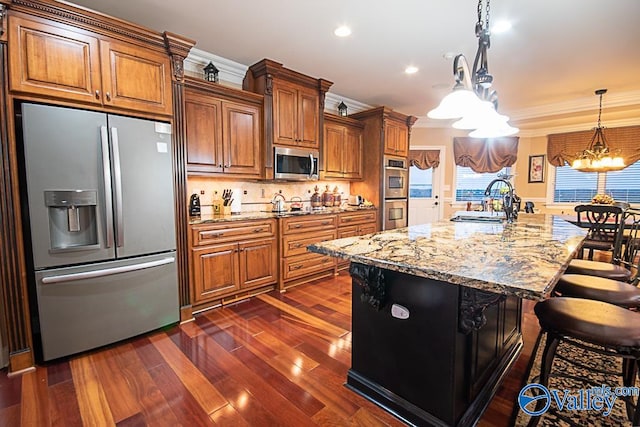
347,264,523,427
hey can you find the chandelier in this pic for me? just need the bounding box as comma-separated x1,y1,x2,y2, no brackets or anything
427,0,518,138
571,89,625,173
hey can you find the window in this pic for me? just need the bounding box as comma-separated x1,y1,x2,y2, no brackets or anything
553,160,640,203
554,167,598,202
605,161,640,203
455,166,510,202
409,166,433,198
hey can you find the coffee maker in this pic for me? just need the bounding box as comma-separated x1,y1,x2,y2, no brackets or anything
189,193,201,216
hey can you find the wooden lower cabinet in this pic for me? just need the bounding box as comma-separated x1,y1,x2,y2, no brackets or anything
337,210,378,270
190,219,277,310
279,214,338,290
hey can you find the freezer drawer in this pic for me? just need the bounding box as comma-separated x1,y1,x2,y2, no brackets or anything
35,252,179,361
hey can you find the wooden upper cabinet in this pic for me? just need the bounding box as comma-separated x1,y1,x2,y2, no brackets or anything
273,81,319,148
185,91,223,173
9,15,101,105
323,114,364,180
8,14,172,117
184,81,263,178
221,101,261,176
384,119,410,157
99,39,172,116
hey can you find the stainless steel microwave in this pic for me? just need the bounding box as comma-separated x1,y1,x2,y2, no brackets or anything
274,146,319,181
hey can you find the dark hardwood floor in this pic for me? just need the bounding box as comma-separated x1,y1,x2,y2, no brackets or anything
0,272,541,426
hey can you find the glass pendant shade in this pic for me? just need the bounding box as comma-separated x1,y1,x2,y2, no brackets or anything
452,101,508,130
427,87,482,120
469,121,519,138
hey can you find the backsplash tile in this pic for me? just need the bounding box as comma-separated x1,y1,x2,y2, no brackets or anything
187,178,351,215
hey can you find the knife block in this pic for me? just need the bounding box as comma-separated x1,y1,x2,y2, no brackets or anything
222,205,231,216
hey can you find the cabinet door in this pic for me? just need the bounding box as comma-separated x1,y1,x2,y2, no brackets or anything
238,237,277,289
8,15,101,105
185,92,223,173
221,101,261,176
273,82,297,146
192,243,240,303
297,87,320,148
100,39,173,116
343,125,363,179
384,120,409,156
323,123,345,178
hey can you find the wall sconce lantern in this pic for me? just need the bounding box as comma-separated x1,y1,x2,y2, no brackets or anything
203,61,219,83
338,101,348,117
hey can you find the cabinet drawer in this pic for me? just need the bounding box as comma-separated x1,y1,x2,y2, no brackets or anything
192,219,275,246
281,214,336,234
359,224,378,235
283,252,335,280
339,210,377,227
283,230,336,257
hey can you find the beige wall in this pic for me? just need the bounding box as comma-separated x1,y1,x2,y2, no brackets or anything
410,103,640,218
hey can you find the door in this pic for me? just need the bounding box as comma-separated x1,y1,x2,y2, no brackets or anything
107,115,175,258
185,91,223,173
35,252,178,361
21,103,114,268
408,148,443,226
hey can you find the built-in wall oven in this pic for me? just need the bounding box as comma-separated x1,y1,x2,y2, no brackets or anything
384,199,408,230
383,155,408,199
383,155,409,229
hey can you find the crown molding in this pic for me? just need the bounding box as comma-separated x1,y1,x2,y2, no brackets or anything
184,48,248,86
324,93,372,115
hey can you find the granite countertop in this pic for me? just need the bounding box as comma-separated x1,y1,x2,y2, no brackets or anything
189,205,376,225
307,214,587,301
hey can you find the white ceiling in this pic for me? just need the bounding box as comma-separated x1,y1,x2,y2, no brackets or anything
68,0,640,126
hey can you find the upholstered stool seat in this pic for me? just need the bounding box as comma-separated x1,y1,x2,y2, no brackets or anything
555,274,640,308
529,297,640,426
565,258,632,281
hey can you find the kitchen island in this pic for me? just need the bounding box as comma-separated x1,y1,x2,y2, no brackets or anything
307,214,586,427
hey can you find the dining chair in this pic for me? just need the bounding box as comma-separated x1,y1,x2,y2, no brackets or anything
574,203,626,260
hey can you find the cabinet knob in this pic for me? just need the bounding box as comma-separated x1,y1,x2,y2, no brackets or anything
292,265,303,270
218,164,222,168
253,228,264,233
225,164,230,168
105,92,111,101
95,90,100,99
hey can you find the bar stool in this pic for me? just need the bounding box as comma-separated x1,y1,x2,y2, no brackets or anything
556,208,640,305
530,297,640,426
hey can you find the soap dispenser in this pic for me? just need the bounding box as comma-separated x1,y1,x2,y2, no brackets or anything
189,194,201,217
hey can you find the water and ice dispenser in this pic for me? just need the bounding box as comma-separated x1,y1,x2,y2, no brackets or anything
44,190,99,251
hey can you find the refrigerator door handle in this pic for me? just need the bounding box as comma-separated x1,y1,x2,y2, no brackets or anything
110,127,124,247
100,126,114,248
40,257,175,284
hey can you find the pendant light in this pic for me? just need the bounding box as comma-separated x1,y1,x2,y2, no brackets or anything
571,89,625,173
427,0,518,138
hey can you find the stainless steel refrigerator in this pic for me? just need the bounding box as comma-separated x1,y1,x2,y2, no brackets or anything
20,103,179,361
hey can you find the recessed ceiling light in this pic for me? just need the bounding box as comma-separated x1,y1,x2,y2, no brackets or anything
334,25,352,37
405,66,418,74
491,20,512,34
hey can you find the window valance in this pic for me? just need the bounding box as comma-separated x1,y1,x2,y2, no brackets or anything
547,125,640,168
453,137,519,173
408,150,440,170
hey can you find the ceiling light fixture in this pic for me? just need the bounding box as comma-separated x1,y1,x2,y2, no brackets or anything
571,89,625,173
334,25,351,37
427,0,518,138
405,66,418,74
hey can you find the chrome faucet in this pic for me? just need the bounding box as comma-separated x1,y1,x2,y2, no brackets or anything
484,178,520,223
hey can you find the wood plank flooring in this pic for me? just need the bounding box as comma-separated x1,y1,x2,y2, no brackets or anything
0,272,541,426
